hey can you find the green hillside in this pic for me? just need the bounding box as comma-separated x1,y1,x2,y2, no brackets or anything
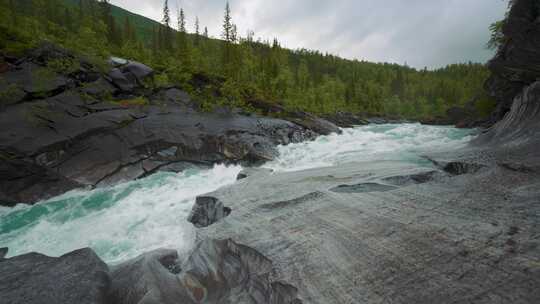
62,0,159,42
0,0,496,120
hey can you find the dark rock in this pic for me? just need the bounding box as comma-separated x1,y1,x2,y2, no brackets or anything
106,68,135,92
442,162,485,176
107,248,183,304
473,0,540,173
484,0,540,122
105,59,153,92
109,239,301,304
364,117,389,124
120,61,154,84
330,183,397,193
0,247,7,259
0,62,70,100
476,81,540,147
237,172,248,180
26,42,74,66
382,170,443,186
81,77,117,97
236,168,273,180
0,248,110,304
322,112,368,128
188,196,232,228
152,87,195,108
499,162,536,173
0,158,82,206
0,44,326,205
287,111,341,135
248,99,341,135
259,192,325,211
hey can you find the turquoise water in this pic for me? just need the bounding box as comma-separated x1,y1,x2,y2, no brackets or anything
0,123,474,263
0,165,242,264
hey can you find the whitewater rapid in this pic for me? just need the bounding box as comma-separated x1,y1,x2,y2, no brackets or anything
0,123,474,263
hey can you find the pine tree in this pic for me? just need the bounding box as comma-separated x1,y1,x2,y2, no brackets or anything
99,0,117,44
161,0,172,50
231,24,238,43
178,8,186,33
123,17,133,43
63,7,73,31
78,0,84,19
204,26,209,38
152,26,158,55
194,16,200,46
9,0,17,25
162,0,170,28
222,1,233,43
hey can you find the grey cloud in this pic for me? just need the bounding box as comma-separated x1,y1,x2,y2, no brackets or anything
111,0,508,68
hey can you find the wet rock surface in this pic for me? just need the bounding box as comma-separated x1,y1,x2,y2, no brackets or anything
109,241,302,304
190,3,540,301
330,182,397,193
381,170,442,186
0,247,7,259
1,240,301,304
0,248,111,304
188,196,232,228
199,160,540,304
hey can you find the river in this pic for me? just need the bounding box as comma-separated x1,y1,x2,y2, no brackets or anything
0,123,474,264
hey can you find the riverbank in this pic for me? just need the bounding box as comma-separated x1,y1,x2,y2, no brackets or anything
0,42,341,206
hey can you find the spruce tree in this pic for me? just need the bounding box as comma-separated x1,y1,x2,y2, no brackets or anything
204,27,209,38
222,1,233,43
123,17,133,43
9,0,17,25
162,0,170,28
194,16,200,46
161,0,172,50
231,24,238,43
178,8,186,33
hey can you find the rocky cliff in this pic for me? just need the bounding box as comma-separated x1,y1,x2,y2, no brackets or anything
474,0,540,169
0,43,339,206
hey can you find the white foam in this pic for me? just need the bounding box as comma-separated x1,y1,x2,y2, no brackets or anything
0,164,242,264
0,124,474,263
264,123,474,172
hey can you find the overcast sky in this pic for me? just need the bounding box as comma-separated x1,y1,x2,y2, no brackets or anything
109,0,508,69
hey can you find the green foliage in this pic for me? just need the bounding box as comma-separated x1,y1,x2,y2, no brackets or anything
0,84,25,105
46,57,80,74
475,96,497,118
487,21,505,50
0,0,494,121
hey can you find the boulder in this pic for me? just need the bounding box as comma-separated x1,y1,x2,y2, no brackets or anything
107,68,135,92
107,249,185,304
188,196,232,228
236,167,273,180
284,111,341,135
0,248,111,304
108,239,302,304
108,56,128,67
105,58,154,92
247,99,341,135
120,61,154,84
